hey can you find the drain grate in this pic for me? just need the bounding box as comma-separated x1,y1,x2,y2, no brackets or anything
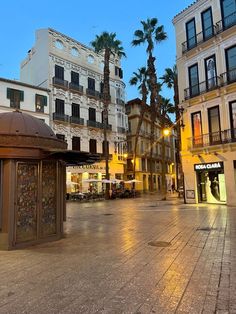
148,241,171,247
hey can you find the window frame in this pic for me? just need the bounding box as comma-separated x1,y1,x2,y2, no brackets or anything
186,18,197,50
201,7,214,40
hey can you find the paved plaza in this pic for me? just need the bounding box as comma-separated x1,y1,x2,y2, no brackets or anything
0,194,236,313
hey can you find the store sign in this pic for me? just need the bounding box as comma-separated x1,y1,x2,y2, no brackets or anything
71,165,105,170
194,162,223,171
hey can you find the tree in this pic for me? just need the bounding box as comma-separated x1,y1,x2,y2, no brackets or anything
161,65,182,189
129,67,149,180
132,18,167,192
91,32,126,199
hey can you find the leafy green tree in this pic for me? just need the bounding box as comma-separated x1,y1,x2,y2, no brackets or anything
91,32,126,199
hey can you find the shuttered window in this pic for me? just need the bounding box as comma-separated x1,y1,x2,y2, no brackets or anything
89,108,96,121
72,103,80,118
6,88,24,109
55,99,65,114
89,139,97,153
71,71,79,85
35,94,47,112
88,77,95,90
55,65,64,80
72,136,81,151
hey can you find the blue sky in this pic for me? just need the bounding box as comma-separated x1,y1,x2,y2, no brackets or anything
0,0,194,101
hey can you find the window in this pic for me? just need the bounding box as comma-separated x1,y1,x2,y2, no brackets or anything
208,106,221,144
115,66,123,78
225,45,236,82
55,65,64,80
229,101,236,139
201,8,214,40
55,40,64,50
192,112,203,147
6,88,24,109
221,0,236,29
35,94,47,112
102,141,109,155
186,18,196,49
89,139,97,153
188,64,199,97
87,55,95,64
205,55,217,90
89,108,96,121
142,158,146,171
71,47,79,57
56,134,65,141
55,99,65,114
72,103,80,118
88,77,95,90
72,136,81,151
71,71,79,86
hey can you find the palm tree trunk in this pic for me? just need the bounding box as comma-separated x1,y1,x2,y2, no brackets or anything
103,48,111,200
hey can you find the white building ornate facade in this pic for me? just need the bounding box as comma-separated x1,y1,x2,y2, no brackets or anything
20,28,128,192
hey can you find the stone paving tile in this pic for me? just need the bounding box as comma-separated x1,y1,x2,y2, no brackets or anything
0,195,235,313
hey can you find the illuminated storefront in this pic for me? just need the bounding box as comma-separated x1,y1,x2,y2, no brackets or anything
194,162,226,204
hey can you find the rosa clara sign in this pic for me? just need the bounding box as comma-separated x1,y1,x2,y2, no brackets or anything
194,162,223,171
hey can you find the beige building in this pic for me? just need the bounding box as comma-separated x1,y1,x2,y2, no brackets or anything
173,0,236,205
125,98,176,192
20,28,127,193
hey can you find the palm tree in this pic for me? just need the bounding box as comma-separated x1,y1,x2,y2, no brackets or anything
91,32,126,199
159,97,175,200
161,65,182,189
132,18,167,192
129,67,149,180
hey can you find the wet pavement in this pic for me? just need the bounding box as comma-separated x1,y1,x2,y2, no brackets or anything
0,194,236,313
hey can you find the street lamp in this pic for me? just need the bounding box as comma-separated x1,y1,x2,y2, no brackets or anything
161,127,171,200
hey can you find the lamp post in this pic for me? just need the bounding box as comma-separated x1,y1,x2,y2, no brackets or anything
161,127,171,200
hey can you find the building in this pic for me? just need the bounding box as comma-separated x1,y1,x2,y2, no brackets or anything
125,98,176,192
20,28,128,193
173,0,236,205
0,77,49,122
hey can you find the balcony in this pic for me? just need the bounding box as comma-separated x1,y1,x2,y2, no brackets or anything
188,128,236,150
221,68,236,86
69,82,83,94
53,112,69,122
182,12,236,54
87,120,111,130
70,116,84,125
86,89,101,100
116,98,125,106
52,77,68,89
182,26,216,53
216,11,236,33
117,126,126,134
184,76,221,100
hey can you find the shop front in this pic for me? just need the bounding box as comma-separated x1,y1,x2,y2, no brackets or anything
195,162,227,204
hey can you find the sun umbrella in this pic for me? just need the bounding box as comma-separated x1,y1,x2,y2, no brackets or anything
82,179,102,183
125,179,142,184
66,180,79,186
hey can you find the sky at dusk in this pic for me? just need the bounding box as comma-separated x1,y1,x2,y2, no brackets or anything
0,0,194,102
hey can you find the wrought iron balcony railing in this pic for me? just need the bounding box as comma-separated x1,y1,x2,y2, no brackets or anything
117,126,126,134
69,83,83,94
116,98,125,106
86,89,101,99
216,11,236,33
70,116,84,125
52,77,68,88
182,11,236,53
182,25,216,53
53,112,69,122
221,68,236,86
184,76,220,100
188,128,236,150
